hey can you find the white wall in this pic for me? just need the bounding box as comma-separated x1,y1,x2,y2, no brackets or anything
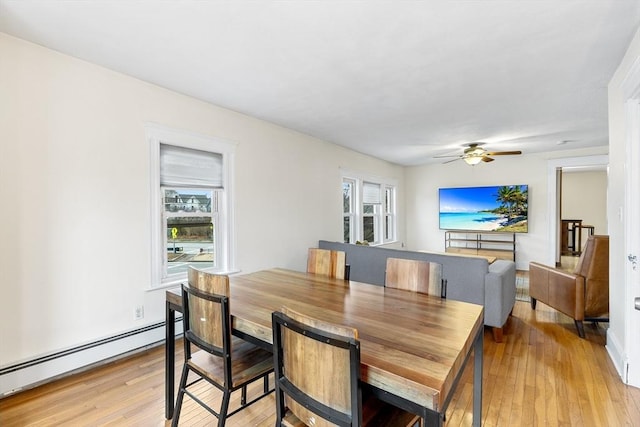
405,148,608,271
561,170,608,247
0,34,404,376
607,26,640,377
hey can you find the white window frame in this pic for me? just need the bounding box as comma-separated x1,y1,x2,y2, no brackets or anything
146,123,236,288
341,171,397,246
384,184,396,242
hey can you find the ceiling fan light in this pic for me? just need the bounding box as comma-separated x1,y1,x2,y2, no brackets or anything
464,156,483,165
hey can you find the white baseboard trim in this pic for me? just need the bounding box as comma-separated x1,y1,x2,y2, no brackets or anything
606,328,627,382
0,319,183,397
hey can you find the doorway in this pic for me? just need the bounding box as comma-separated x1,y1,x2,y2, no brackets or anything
558,166,608,271
546,155,609,268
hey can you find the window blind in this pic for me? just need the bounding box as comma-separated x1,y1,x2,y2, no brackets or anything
362,182,381,204
160,143,223,188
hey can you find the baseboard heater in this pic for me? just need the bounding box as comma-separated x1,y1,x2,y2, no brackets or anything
0,317,183,397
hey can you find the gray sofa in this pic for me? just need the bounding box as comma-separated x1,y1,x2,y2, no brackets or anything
318,240,516,342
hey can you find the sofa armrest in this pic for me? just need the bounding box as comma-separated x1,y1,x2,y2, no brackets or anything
484,260,516,328
529,262,585,320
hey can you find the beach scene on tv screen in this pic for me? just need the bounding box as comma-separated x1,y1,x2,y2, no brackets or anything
439,185,528,232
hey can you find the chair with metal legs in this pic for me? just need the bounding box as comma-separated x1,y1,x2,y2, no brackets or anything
172,267,274,426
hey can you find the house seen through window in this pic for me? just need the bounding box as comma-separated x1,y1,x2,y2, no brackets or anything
163,188,218,276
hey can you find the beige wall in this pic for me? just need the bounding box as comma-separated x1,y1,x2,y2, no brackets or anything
405,155,545,270
404,148,607,271
0,33,404,370
561,170,608,248
1,22,631,391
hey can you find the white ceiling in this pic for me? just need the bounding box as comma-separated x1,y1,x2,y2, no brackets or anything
1,1,639,166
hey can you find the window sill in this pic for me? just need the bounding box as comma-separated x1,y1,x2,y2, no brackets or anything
357,240,399,248
146,268,242,292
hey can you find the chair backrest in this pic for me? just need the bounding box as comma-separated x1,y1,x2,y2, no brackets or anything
272,307,361,427
574,235,609,317
307,248,347,279
182,267,232,365
385,257,443,297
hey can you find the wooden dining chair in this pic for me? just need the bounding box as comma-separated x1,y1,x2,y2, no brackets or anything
385,257,445,298
172,267,274,427
272,307,419,427
307,248,349,280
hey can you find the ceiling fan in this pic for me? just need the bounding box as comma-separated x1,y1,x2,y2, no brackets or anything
436,143,522,165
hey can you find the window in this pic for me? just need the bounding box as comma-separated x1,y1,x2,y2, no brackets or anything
341,173,397,245
162,187,217,277
343,179,355,243
146,124,236,288
362,181,382,243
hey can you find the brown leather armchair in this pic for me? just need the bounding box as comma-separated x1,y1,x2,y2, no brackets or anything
529,235,609,338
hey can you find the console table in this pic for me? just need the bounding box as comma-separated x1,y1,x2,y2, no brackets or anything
445,231,516,262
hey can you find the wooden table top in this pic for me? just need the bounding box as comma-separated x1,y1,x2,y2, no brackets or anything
167,268,484,412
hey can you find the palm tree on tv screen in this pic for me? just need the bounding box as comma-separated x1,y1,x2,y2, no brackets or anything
495,185,527,219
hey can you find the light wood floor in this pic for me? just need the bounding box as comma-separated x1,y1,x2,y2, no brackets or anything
2,297,640,426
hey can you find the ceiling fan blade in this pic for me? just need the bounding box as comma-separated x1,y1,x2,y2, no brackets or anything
443,158,462,164
434,154,463,159
437,143,520,164
484,150,522,156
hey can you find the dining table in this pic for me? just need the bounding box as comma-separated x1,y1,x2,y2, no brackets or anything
165,268,484,426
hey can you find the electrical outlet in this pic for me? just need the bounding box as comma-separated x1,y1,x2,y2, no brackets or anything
134,305,144,320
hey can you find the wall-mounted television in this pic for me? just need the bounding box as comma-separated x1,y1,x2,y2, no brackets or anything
439,185,528,232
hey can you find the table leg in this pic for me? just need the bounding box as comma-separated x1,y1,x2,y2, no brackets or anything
165,301,175,420
423,409,441,426
473,327,483,427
